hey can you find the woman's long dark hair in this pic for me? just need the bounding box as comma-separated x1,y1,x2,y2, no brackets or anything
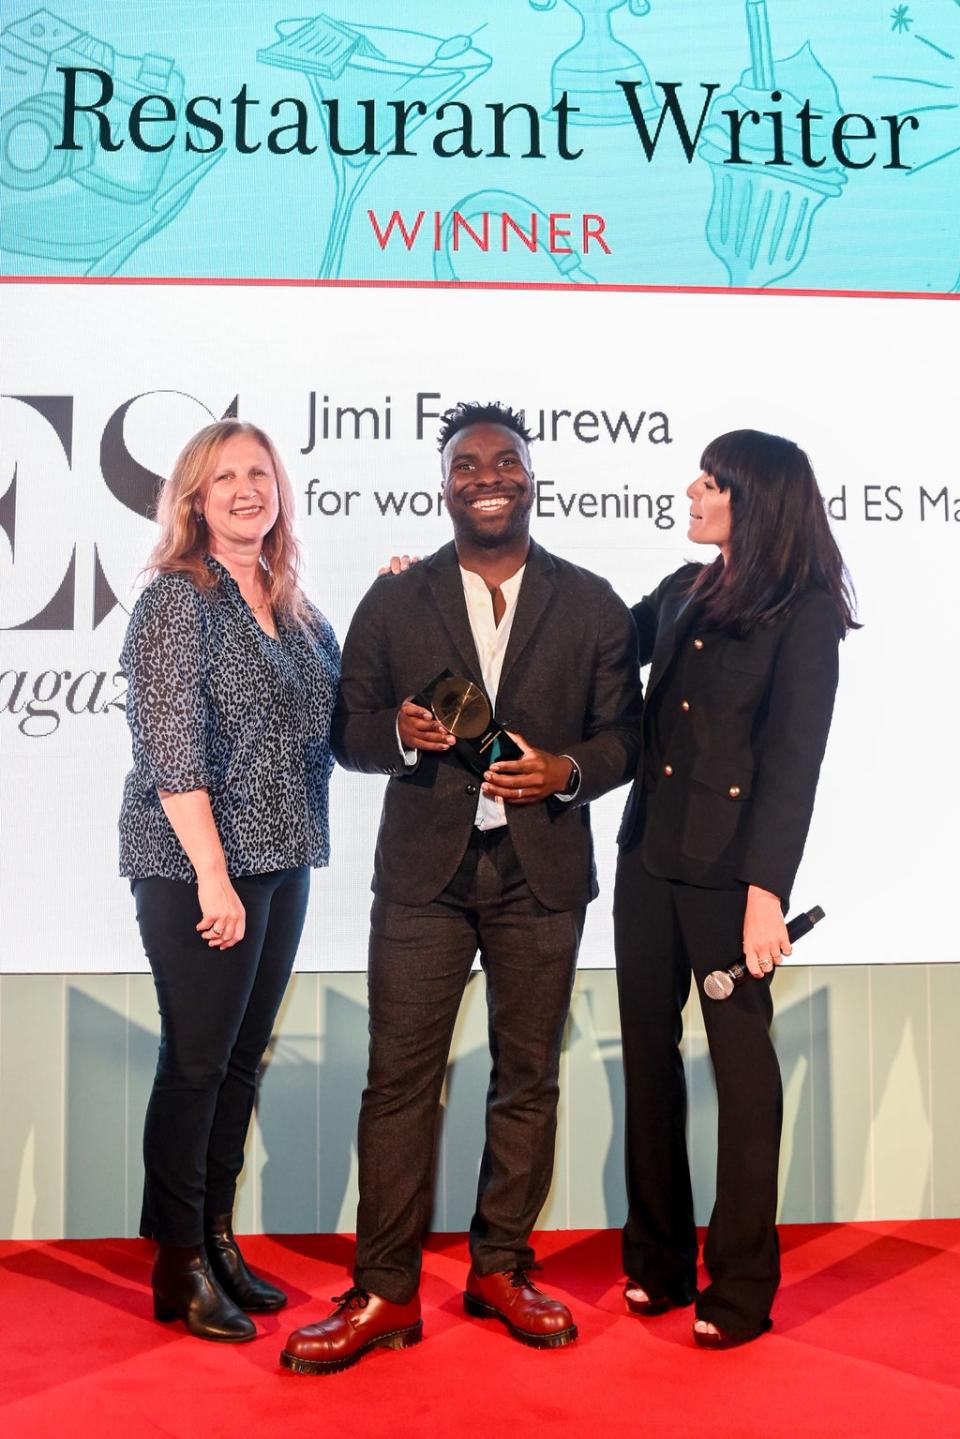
689,429,859,637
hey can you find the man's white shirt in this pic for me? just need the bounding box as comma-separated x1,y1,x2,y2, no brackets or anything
398,562,579,822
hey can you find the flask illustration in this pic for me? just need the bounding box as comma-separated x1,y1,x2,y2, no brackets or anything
532,0,657,125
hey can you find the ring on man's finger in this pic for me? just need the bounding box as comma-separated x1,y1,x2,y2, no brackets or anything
518,788,523,798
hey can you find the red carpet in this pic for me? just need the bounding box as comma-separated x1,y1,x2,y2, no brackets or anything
1,1224,958,1438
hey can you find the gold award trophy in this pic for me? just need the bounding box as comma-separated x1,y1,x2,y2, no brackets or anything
414,670,524,776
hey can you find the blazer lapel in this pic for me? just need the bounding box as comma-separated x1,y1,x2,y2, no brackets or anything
498,540,556,694
423,541,484,686
645,587,700,702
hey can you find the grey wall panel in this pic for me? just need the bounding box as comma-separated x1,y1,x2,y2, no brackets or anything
869,966,934,1220
1,975,66,1239
64,979,128,1238
0,966,956,1240
929,965,960,1217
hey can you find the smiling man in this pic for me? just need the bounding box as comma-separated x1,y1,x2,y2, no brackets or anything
281,401,642,1374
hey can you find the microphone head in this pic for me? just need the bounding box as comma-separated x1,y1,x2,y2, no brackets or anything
808,905,825,925
704,970,734,1001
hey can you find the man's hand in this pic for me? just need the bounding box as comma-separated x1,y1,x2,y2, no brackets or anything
482,732,573,804
378,554,421,575
397,699,456,753
742,884,792,979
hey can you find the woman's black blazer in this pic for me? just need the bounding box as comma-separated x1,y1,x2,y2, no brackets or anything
618,563,842,905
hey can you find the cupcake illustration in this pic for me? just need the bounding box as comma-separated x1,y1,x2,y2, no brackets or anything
699,1,846,288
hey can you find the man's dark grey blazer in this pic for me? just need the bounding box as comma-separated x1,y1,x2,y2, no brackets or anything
331,539,643,911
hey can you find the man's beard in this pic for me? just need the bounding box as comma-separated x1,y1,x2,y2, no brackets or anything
452,494,533,548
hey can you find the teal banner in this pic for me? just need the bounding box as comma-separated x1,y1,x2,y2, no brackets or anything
2,0,958,291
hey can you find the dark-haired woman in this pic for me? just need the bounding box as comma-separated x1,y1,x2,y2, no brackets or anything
615,429,857,1348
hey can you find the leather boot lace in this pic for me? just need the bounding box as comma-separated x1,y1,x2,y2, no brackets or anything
331,1287,370,1311
506,1268,538,1289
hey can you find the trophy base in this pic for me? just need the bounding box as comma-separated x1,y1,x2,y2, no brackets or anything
455,728,524,778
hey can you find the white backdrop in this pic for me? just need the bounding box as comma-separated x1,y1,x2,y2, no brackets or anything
1,283,956,971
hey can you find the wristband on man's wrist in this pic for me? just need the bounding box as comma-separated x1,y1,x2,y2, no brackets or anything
558,757,581,797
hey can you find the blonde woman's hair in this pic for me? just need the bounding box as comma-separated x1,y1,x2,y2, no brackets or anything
146,420,312,628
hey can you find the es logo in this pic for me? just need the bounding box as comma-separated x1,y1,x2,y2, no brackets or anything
0,389,237,631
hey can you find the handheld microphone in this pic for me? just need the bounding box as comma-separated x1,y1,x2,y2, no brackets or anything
703,905,825,1001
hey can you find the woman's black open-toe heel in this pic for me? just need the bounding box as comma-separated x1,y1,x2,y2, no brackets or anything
692,1316,772,1349
624,1282,697,1317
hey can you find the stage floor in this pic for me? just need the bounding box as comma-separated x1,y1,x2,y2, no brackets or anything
1,1223,958,1437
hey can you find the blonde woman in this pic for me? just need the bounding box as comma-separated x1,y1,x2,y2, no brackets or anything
119,421,339,1342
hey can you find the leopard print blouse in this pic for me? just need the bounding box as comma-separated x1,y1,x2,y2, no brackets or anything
119,557,340,880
